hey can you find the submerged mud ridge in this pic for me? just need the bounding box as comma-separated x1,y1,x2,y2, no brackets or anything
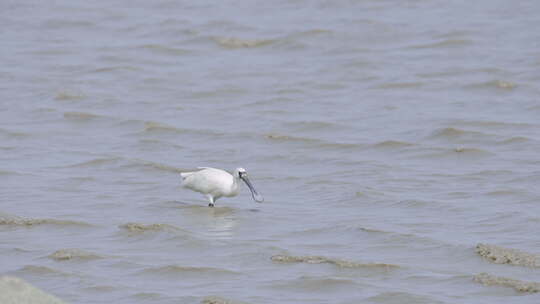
202,296,249,304
119,222,179,233
140,265,240,277
271,255,399,269
16,265,73,278
474,273,540,293
0,212,91,227
475,243,540,267
213,36,274,49
48,249,103,261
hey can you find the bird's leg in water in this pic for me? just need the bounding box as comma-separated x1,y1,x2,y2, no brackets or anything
206,194,215,207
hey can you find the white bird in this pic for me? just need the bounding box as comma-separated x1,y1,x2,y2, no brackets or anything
180,167,264,207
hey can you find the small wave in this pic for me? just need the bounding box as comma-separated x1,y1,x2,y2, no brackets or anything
474,273,540,293
317,142,363,150
141,265,239,276
417,69,466,78
374,82,423,89
55,91,85,101
419,148,493,159
452,119,533,130
371,140,415,149
280,224,416,242
202,296,249,304
125,159,181,173
274,29,333,50
0,276,66,303
465,169,513,177
271,255,398,269
63,111,102,121
139,44,192,55
411,39,473,49
0,213,91,228
191,87,248,99
89,66,139,73
395,199,433,208
465,80,517,90
247,97,297,108
294,29,332,37
475,243,540,267
272,275,358,291
312,82,347,91
44,19,95,29
452,147,491,154
355,225,440,245
65,157,122,168
485,190,521,197
16,265,71,277
142,122,224,138
366,291,443,304
202,20,255,32
433,127,465,137
528,104,540,112
0,170,22,176
435,30,472,39
48,249,103,261
213,37,274,49
357,226,387,234
264,134,320,144
283,120,342,131
119,222,180,233
430,127,487,140
266,134,361,151
71,176,96,182
497,136,531,145
83,285,117,293
131,292,163,300
0,128,30,138
144,121,184,133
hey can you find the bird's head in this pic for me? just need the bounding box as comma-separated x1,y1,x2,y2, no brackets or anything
234,167,247,178
233,167,263,203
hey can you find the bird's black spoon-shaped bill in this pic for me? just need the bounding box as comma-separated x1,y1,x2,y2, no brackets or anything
240,176,264,203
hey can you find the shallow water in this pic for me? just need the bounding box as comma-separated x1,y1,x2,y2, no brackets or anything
2,0,540,303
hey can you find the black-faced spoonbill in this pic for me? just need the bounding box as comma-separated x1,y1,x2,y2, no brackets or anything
180,167,264,207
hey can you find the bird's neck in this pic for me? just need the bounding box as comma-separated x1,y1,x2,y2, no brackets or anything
231,177,240,192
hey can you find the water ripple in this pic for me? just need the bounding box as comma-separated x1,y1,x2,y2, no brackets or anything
271,254,399,269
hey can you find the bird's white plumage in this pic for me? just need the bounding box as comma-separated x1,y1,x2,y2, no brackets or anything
180,167,263,206
181,167,238,198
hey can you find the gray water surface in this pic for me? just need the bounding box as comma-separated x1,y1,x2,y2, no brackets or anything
2,1,540,303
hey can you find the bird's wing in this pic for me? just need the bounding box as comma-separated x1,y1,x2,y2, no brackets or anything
181,167,218,180
197,167,233,177
197,166,216,170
